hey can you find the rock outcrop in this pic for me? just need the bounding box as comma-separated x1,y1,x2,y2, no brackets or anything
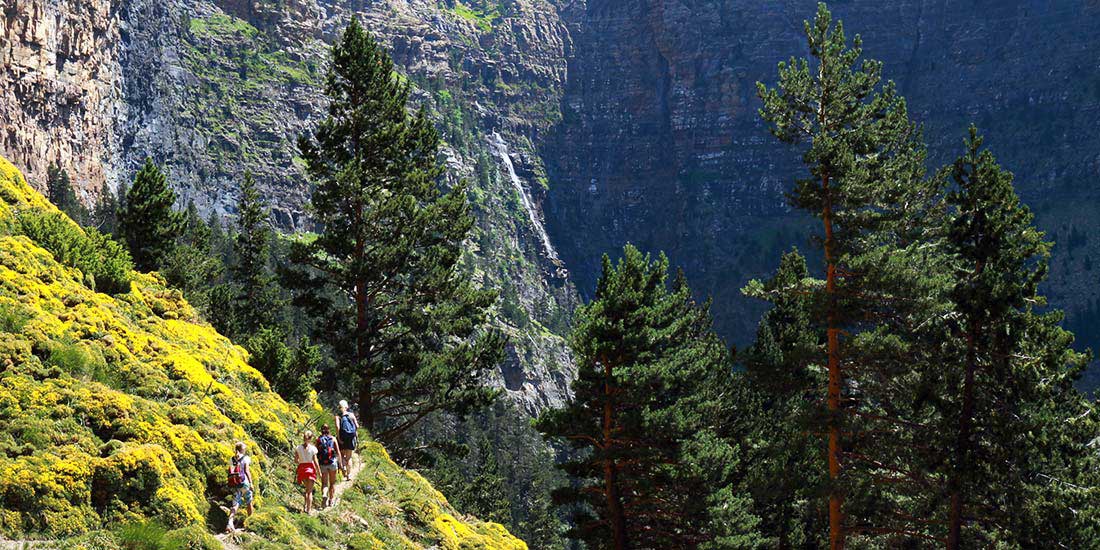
1,0,123,198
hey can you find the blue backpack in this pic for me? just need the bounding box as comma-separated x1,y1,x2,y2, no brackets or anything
339,413,357,436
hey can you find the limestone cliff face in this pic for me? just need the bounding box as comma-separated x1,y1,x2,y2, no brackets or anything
1,0,124,199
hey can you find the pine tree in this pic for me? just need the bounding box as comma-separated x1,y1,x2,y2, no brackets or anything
931,127,1098,547
243,326,321,405
287,18,504,445
757,4,943,547
46,163,88,225
536,245,757,550
119,158,182,271
92,181,120,236
741,249,827,548
162,201,223,311
232,171,283,335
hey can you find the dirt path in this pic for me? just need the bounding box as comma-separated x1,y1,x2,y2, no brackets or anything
216,455,365,549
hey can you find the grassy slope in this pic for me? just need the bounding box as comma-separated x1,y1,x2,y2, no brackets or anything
0,155,526,549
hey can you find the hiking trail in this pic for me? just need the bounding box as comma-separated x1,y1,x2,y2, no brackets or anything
216,455,367,549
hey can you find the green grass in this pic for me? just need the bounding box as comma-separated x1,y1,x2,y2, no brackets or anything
448,1,501,33
188,13,259,39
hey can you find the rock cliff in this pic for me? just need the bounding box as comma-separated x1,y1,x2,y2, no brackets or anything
547,0,1100,357
1,0,124,199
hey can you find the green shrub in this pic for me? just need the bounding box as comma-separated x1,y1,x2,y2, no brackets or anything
162,525,220,550
68,530,123,550
0,303,29,333
244,328,320,405
16,211,133,294
44,340,104,378
87,229,135,294
245,507,308,546
116,520,169,550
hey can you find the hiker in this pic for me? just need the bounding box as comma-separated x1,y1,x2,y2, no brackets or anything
335,400,358,481
294,431,320,513
226,441,254,533
317,424,343,508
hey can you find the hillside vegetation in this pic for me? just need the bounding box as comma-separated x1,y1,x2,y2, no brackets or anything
0,155,525,549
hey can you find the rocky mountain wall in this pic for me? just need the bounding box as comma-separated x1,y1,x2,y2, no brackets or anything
1,0,579,412
1,0,124,198
548,0,1100,352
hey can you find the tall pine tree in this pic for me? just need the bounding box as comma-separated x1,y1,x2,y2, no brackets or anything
287,18,503,445
119,158,182,271
757,4,943,547
92,181,120,236
162,201,224,311
232,171,283,335
929,127,1098,547
536,245,759,550
741,249,826,548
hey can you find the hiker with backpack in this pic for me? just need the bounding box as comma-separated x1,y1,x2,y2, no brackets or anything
335,400,358,481
316,424,343,508
226,441,254,533
294,430,321,513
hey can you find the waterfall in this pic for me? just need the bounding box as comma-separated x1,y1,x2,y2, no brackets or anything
489,132,559,262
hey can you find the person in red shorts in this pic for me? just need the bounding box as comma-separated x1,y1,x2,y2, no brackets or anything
293,430,320,513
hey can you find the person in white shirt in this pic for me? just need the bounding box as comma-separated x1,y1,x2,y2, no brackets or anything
293,431,320,513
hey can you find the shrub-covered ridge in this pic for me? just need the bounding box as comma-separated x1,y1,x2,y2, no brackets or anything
0,155,525,549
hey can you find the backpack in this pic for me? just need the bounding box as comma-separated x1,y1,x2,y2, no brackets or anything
339,413,357,436
227,456,245,488
318,435,337,466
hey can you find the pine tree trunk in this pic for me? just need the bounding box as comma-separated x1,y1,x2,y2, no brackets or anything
602,357,629,550
948,321,980,549
354,201,374,434
356,280,373,434
822,173,845,550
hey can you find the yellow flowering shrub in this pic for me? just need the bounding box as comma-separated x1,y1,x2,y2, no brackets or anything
0,155,526,548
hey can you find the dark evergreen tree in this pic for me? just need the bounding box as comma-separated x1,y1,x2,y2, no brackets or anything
757,4,944,547
536,245,760,550
462,434,512,524
741,249,826,548
287,18,503,445
162,201,223,311
92,181,120,236
929,127,1099,547
243,326,321,405
46,163,88,225
422,400,570,550
231,171,283,335
119,158,182,271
